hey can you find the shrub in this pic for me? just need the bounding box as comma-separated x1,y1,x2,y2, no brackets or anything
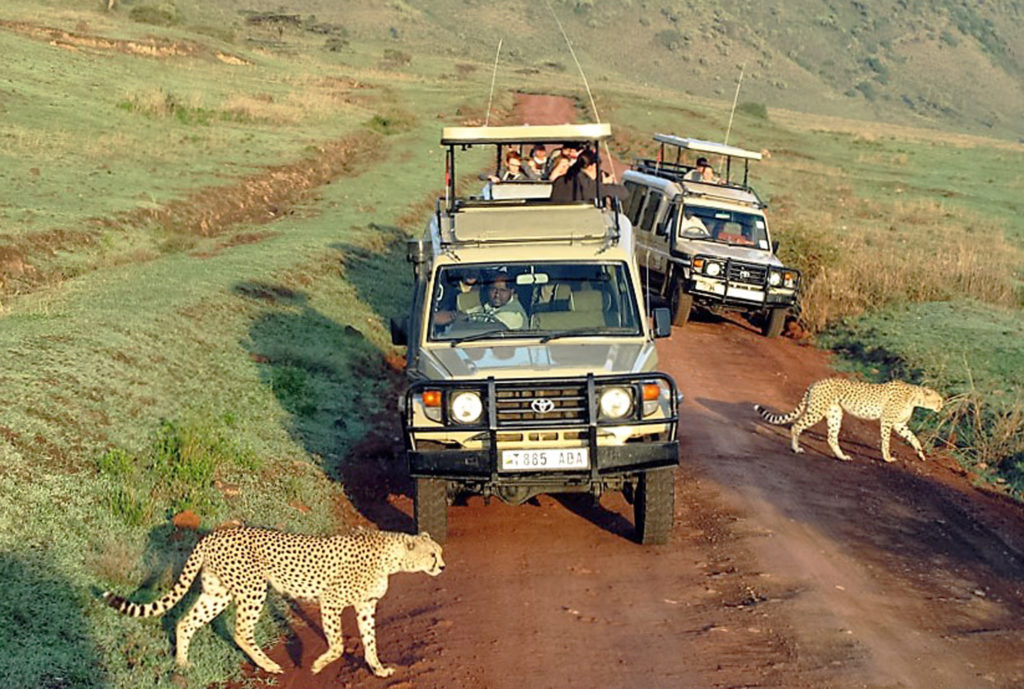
128,4,180,27
737,101,768,119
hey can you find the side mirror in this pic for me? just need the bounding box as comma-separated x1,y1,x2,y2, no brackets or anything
652,307,672,338
772,240,780,254
390,317,409,346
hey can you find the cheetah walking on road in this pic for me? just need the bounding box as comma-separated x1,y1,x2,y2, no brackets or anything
103,526,444,678
755,378,943,463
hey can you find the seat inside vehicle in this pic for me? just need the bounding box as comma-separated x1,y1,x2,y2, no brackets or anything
531,284,606,330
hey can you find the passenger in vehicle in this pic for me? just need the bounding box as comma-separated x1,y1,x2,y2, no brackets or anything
523,144,549,180
489,150,529,182
547,155,572,182
545,142,580,177
684,157,718,183
550,149,628,205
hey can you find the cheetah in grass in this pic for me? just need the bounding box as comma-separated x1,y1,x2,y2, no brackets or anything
755,378,943,463
103,526,444,678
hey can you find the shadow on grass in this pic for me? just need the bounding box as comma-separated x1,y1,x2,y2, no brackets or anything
237,281,412,531
0,553,106,688
330,223,413,327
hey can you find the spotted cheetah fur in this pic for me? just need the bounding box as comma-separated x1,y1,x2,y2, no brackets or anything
755,378,943,462
103,526,444,678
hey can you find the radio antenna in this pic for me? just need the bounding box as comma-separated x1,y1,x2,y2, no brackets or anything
724,62,745,146
485,38,503,127
543,0,616,179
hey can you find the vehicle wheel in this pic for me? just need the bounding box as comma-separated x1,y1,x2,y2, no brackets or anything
634,468,674,545
761,308,786,338
669,282,693,327
414,478,448,544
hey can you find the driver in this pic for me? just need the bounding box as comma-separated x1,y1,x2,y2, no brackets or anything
466,273,527,330
433,272,527,331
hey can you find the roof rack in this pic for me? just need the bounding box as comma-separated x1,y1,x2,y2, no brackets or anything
652,134,762,161
641,133,761,190
441,123,612,146
430,201,623,256
440,123,614,211
630,133,767,206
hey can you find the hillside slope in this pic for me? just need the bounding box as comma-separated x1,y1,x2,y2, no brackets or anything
191,0,1024,137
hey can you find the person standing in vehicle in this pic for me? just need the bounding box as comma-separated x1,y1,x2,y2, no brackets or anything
550,149,627,204
490,150,529,182
524,144,549,180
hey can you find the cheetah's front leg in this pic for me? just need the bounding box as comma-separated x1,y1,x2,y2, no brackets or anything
893,422,927,461
355,598,394,677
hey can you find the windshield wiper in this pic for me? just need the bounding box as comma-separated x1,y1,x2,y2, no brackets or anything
539,327,634,343
448,328,511,346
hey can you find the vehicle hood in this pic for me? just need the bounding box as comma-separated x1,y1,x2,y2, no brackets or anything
418,341,658,380
676,239,782,266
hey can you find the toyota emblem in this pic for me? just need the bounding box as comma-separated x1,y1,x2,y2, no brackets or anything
739,269,750,279
531,398,555,413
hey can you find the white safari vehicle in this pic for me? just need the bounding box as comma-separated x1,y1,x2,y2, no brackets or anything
391,124,680,544
621,134,800,337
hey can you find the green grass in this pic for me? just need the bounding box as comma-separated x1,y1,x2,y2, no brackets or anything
0,1,1022,686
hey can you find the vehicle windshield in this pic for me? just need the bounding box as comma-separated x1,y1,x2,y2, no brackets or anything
675,205,770,249
428,261,642,342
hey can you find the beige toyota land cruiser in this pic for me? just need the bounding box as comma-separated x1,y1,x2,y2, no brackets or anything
391,124,680,544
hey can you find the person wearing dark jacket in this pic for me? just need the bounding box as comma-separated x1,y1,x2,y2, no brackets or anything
549,149,627,204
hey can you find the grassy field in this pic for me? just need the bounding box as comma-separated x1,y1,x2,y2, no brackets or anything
1,1,1023,687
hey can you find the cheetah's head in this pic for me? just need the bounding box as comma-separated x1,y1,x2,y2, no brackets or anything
919,387,944,412
403,532,445,576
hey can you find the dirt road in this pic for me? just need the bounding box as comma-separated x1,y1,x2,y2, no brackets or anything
237,95,1024,689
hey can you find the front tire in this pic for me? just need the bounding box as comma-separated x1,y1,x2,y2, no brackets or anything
634,468,674,545
414,478,448,543
761,308,786,338
669,281,693,327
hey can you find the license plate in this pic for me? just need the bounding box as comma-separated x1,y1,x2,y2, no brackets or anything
726,285,766,302
500,448,590,472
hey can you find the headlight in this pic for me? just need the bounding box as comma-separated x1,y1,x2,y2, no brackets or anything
768,271,782,287
450,390,483,424
599,387,633,419
705,261,722,277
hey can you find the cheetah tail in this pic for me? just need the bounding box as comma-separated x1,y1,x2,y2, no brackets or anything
102,540,205,618
754,389,809,426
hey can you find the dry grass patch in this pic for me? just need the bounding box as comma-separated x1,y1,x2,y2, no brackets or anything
795,201,1021,333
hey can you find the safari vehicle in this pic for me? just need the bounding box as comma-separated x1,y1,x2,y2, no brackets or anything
390,124,680,545
621,134,800,337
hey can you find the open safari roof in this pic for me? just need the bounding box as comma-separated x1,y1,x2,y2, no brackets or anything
653,133,762,161
441,123,612,146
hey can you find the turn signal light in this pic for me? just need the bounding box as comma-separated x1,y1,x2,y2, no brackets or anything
642,383,661,401
423,390,443,407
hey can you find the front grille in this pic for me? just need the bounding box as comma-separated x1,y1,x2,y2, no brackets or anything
728,262,767,286
495,382,589,425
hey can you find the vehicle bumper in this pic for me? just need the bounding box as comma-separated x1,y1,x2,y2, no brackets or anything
409,439,679,480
